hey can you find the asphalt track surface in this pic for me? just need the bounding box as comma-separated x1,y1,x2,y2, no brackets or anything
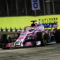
0,42,60,60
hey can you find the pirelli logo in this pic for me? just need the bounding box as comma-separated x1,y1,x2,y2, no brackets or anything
31,0,40,10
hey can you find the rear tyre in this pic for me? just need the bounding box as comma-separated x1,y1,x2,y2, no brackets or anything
55,29,60,43
1,44,7,49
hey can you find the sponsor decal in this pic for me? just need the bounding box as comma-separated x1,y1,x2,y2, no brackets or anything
31,0,40,10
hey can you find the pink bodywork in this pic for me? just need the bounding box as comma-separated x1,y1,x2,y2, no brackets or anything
6,43,14,48
54,24,58,29
15,25,44,47
5,22,44,48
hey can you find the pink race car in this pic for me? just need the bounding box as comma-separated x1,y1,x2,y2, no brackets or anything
14,21,45,47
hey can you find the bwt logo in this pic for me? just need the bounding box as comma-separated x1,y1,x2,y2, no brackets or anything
31,0,40,10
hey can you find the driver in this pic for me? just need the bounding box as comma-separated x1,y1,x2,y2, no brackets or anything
31,22,35,27
31,20,36,27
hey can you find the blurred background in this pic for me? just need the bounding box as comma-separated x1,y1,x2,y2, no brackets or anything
0,0,60,16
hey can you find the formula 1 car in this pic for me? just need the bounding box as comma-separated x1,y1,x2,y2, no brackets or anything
14,21,46,47
0,21,51,49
